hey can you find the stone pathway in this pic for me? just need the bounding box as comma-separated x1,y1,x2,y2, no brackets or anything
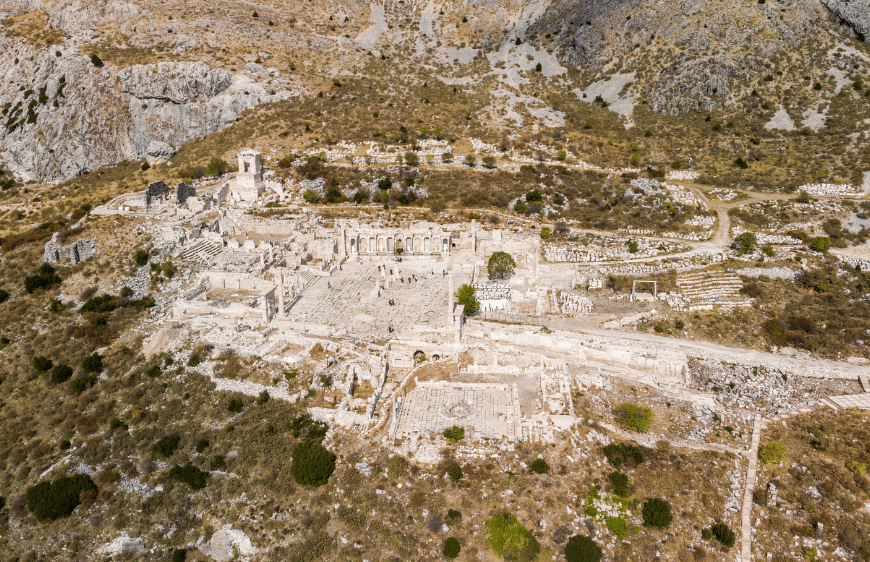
820,375,870,410
741,414,763,562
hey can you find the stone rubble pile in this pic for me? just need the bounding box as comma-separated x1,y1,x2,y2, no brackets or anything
708,188,739,201
666,170,700,181
731,226,802,245
557,292,593,314
735,267,798,281
797,182,860,196
544,236,687,263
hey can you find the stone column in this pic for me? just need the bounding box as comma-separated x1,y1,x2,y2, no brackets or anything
447,272,454,324
338,221,346,259
277,271,285,317
471,219,477,254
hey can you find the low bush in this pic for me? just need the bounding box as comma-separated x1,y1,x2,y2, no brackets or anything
443,537,461,558
810,236,831,252
196,439,210,454
608,471,632,498
109,418,128,431
80,295,119,314
606,516,628,539
564,534,602,562
443,426,465,442
614,403,654,432
0,289,9,304
710,522,735,548
210,455,226,471
288,416,328,441
70,375,96,393
134,249,149,266
602,443,644,468
641,498,673,529
759,441,787,464
257,390,270,405
24,264,62,293
227,398,243,413
488,513,540,562
151,435,181,458
530,459,550,474
169,463,209,491
187,354,201,367
81,353,103,373
147,365,162,378
26,474,97,521
171,549,187,562
847,461,867,475
447,464,463,483
33,355,53,372
446,509,462,523
290,440,336,486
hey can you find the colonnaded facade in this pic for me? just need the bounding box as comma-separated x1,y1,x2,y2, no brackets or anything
337,220,453,257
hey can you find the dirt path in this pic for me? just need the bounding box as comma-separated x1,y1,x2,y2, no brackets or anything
741,415,764,562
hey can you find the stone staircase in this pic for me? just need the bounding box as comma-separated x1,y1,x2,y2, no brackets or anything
676,271,753,310
178,239,223,264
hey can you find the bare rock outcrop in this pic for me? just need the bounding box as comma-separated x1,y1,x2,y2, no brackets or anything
821,0,870,42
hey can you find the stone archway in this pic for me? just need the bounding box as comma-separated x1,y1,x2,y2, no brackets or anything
413,350,426,364
378,238,386,253
360,238,368,253
414,237,422,254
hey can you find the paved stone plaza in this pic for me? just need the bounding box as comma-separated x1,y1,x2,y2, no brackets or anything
394,382,520,440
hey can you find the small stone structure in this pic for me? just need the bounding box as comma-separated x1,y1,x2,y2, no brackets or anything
337,219,453,257
557,291,593,314
176,182,196,206
43,232,96,265
473,283,511,312
144,180,170,210
230,149,264,202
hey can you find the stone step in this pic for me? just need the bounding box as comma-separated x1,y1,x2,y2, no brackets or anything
819,398,840,410
859,375,870,393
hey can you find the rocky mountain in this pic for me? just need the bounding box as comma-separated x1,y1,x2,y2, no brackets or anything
0,0,867,181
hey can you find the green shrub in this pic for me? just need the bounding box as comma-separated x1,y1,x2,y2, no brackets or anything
443,537,461,558
710,522,735,548
735,156,749,169
606,516,628,539
196,439,209,454
810,236,831,252
205,158,228,176
701,528,712,540
608,471,631,497
0,289,9,303
151,435,181,458
33,355,53,372
59,440,71,451
759,441,786,464
227,398,243,413
80,294,119,314
641,498,673,529
288,416,328,441
70,375,96,393
24,264,61,293
457,285,480,314
171,549,187,562
444,426,465,442
169,463,209,490
109,418,127,431
210,455,226,470
446,509,462,523
487,513,540,562
733,232,757,255
134,248,149,266
447,464,463,483
141,162,150,172
81,353,103,373
186,353,202,367
257,390,270,405
540,227,552,240
147,365,162,378
303,189,320,203
564,534,602,562
847,461,867,475
290,440,336,486
602,443,644,468
90,54,104,67
26,474,97,521
530,458,550,474
614,403,654,432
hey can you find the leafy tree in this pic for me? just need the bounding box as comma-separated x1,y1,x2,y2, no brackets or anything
525,190,543,203
26,474,97,522
404,152,419,166
530,459,550,474
444,426,465,442
456,284,480,314
614,403,654,432
710,522,735,548
535,62,542,72
641,498,673,529
141,162,150,171
487,513,540,562
556,149,567,160
50,364,73,384
443,537,461,559
513,199,528,214
628,241,638,253
482,155,496,169
564,534,602,562
733,232,757,255
324,186,342,203
488,252,516,279
465,154,476,167
151,435,181,458
735,156,749,169
810,236,831,252
81,353,103,373
169,463,209,490
33,356,53,372
24,264,62,293
290,440,336,486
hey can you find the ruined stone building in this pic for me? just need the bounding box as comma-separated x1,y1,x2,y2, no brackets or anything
337,220,453,257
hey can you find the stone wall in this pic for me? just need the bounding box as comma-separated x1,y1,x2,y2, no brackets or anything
43,232,97,265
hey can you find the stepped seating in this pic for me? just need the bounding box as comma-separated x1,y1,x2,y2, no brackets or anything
676,271,752,309
179,240,223,264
